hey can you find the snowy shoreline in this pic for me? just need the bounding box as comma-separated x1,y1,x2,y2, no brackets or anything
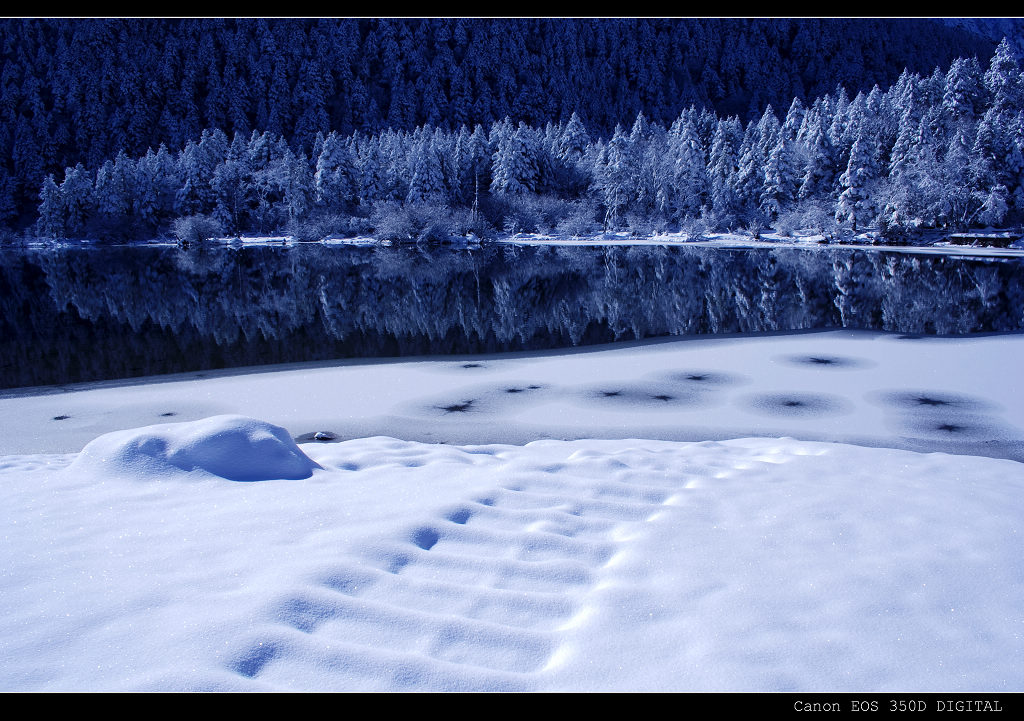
11,228,1024,259
2,330,1023,691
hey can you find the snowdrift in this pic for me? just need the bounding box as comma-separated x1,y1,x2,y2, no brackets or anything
68,414,320,481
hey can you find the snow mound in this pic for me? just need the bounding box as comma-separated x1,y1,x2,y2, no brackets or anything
69,415,320,481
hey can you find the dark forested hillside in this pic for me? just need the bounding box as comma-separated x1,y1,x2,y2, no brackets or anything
0,18,997,230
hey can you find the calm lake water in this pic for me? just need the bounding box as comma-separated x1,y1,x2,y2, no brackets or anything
2,242,1023,390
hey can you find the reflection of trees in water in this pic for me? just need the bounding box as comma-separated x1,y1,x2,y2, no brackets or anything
2,244,1023,388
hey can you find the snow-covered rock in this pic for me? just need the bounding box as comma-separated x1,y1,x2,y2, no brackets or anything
68,414,320,481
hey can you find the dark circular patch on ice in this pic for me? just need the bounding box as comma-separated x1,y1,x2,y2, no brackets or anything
582,385,703,408
746,392,846,417
439,400,475,413
873,390,995,413
784,354,867,369
668,370,745,386
899,415,997,440
502,384,544,396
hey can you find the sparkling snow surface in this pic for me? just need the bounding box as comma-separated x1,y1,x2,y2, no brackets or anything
1,330,1023,691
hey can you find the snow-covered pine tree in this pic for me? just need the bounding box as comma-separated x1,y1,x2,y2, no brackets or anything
671,112,708,219
37,174,64,238
985,38,1023,120
1005,112,1024,219
760,132,798,219
211,131,254,233
406,130,446,204
941,124,977,229
835,128,878,232
943,56,987,125
490,121,539,196
781,97,805,142
557,111,591,165
60,164,95,237
971,107,1010,227
707,116,742,228
734,119,766,219
797,101,836,201
249,131,291,233
596,124,632,229
93,151,136,235
282,148,313,226
314,130,358,213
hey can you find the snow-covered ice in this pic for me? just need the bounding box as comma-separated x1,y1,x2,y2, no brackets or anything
1,330,1022,691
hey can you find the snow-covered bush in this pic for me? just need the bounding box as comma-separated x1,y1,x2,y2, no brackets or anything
370,202,414,242
801,201,842,240
625,211,656,238
446,206,494,240
678,214,712,241
172,214,223,245
745,216,765,240
773,208,803,237
554,201,601,238
370,202,460,243
289,213,372,241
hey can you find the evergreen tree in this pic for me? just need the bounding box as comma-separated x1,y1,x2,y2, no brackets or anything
37,174,64,238
971,108,1009,226
557,111,591,164
943,56,987,124
406,131,446,204
249,131,290,233
734,120,766,218
60,164,94,237
760,133,798,219
671,113,708,218
707,117,742,227
211,131,254,232
596,125,632,229
985,38,1023,118
490,121,539,196
835,131,878,231
314,131,358,212
797,101,836,201
93,151,136,235
282,148,313,225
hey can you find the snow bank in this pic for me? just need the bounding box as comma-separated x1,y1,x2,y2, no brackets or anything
3,433,1022,691
2,332,1023,690
68,414,320,481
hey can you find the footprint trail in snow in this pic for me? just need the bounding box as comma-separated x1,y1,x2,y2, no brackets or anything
221,439,776,691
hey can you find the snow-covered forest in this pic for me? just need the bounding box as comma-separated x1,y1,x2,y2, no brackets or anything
29,40,1024,243
3,19,1019,242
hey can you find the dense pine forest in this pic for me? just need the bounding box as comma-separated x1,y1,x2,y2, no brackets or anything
2,18,1017,242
